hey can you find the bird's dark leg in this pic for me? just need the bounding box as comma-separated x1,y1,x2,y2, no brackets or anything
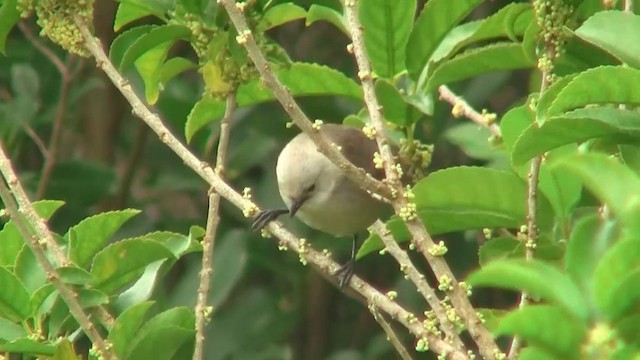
335,234,359,289
251,209,290,232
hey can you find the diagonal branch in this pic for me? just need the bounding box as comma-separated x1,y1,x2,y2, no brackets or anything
438,85,501,138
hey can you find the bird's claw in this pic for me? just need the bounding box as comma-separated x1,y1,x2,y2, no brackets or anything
251,209,289,232
335,258,356,289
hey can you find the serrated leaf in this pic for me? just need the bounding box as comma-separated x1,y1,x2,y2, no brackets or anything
120,25,190,71
258,3,306,31
359,0,415,78
305,4,347,34
500,103,533,159
14,245,45,292
186,62,362,141
496,305,585,360
76,288,109,309
536,74,577,122
0,0,20,55
406,0,483,80
67,209,140,267
433,3,532,63
91,238,174,293
513,108,640,165
56,266,92,285
546,66,640,117
0,200,64,267
159,57,197,85
553,153,640,229
0,266,31,322
593,239,640,321
468,259,588,320
125,307,194,360
478,237,520,266
574,11,640,69
0,338,56,356
413,167,554,234
375,79,409,125
108,301,155,358
113,0,170,31
358,166,555,258
426,42,534,91
30,284,56,316
110,25,156,68
0,318,26,342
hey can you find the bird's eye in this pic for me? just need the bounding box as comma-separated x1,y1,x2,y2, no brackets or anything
306,184,316,193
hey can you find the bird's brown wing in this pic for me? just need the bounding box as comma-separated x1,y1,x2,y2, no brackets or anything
321,124,385,181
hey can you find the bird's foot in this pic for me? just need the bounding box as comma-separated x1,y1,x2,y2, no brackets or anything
335,258,356,289
251,209,289,232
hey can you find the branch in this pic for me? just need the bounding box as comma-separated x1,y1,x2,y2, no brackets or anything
0,146,116,360
340,1,499,358
369,305,414,360
372,221,466,351
193,93,236,360
74,18,469,360
217,0,391,200
438,85,501,138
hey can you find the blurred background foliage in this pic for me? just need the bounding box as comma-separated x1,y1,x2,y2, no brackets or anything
0,0,630,359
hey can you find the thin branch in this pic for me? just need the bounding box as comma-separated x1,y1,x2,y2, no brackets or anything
0,146,116,360
18,22,68,76
340,1,499,358
438,85,501,138
369,305,414,360
193,93,236,360
112,122,148,208
372,221,466,352
217,0,391,200
74,19,469,360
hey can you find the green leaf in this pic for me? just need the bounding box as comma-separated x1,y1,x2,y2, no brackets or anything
537,153,582,219
56,266,93,285
30,284,56,316
375,79,409,126
185,62,363,141
0,0,19,55
114,0,170,31
573,11,640,69
14,245,45,292
500,103,533,159
305,5,347,34
546,66,640,117
553,153,640,229
159,57,197,85
406,0,483,80
134,41,173,104
0,338,56,356
258,3,306,31
517,347,557,360
444,123,504,160
593,239,640,321
109,301,155,358
432,3,532,63
125,307,195,360
467,259,588,320
36,161,116,208
67,209,141,267
11,64,39,99
91,238,175,293
110,25,156,68
426,42,534,91
478,237,520,266
512,107,640,165
53,338,79,360
0,266,31,322
0,200,64,267
496,305,585,360
359,0,415,78
535,74,576,122
620,144,640,176
413,167,555,235
76,288,109,308
120,25,191,71
113,261,164,312
0,318,26,341
359,167,556,258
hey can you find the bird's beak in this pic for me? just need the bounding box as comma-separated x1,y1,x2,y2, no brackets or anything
289,197,306,217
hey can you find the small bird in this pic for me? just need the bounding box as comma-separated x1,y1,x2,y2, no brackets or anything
252,123,386,288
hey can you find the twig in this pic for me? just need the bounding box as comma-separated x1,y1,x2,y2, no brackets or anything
438,85,501,138
341,1,499,358
0,146,116,360
217,0,391,200
112,122,148,208
369,304,414,360
193,94,236,360
508,1,561,358
372,221,466,352
19,22,74,200
74,19,469,360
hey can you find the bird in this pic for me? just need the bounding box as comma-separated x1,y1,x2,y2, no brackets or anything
252,123,386,288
